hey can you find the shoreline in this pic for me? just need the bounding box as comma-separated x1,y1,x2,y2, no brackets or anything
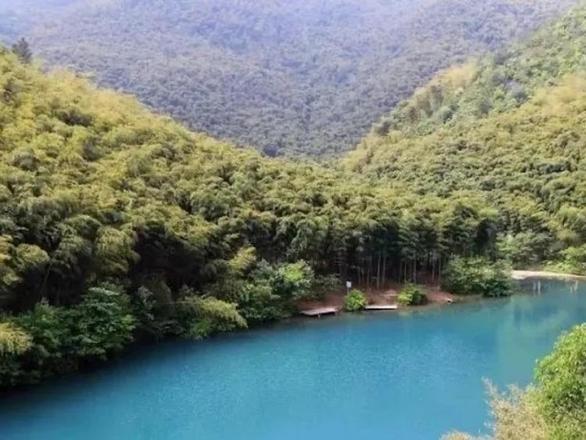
298,283,458,316
512,270,586,281
299,271,585,317
3,273,582,393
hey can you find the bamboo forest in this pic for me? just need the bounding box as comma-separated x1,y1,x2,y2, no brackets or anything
0,1,585,439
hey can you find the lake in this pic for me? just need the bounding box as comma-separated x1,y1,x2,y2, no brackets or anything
0,279,584,439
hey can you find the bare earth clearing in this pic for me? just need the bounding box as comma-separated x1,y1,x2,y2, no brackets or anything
298,282,455,313
300,271,585,315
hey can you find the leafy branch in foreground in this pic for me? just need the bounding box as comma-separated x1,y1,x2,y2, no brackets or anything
444,324,586,440
536,324,586,439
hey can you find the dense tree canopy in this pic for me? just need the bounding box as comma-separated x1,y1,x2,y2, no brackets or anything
345,6,586,271
0,3,585,389
0,47,507,387
0,0,579,156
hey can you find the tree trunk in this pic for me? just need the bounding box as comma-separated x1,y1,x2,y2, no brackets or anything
376,254,381,289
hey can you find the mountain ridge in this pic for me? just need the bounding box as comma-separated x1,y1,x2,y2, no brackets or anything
0,5,585,389
0,0,579,156
344,4,586,268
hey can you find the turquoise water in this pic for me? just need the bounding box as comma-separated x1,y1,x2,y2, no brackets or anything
0,280,585,440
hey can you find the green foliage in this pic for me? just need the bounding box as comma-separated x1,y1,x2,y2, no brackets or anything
238,261,315,324
442,258,512,297
11,38,31,64
362,6,586,139
238,280,287,325
536,324,586,439
178,295,247,340
0,235,21,305
0,0,577,156
132,286,170,340
12,302,74,384
68,287,136,360
346,7,586,264
546,245,586,275
273,261,314,301
497,232,553,267
0,322,31,355
443,384,549,440
0,4,584,389
310,274,341,300
343,289,367,312
0,47,503,325
397,284,427,306
0,288,136,388
448,325,586,439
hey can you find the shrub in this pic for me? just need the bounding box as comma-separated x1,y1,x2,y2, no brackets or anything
444,326,586,440
178,296,247,340
310,274,341,299
0,322,32,356
496,232,552,266
344,289,367,312
238,280,288,324
1,288,137,388
0,321,33,385
273,261,315,300
397,284,427,306
132,286,170,340
15,302,74,382
237,260,316,325
536,324,586,439
546,245,586,276
442,257,512,297
68,287,136,361
442,383,549,440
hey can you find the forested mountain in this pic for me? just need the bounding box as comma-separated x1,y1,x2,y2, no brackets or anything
345,5,586,271
1,2,585,389
0,0,580,156
0,47,513,386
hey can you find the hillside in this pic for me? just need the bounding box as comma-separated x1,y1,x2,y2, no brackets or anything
345,5,586,270
0,0,580,156
0,5,585,438
1,43,536,386
0,3,585,389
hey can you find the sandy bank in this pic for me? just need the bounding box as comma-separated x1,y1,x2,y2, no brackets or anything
512,270,586,281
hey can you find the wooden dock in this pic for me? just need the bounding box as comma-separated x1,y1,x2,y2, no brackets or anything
364,304,398,311
300,307,338,318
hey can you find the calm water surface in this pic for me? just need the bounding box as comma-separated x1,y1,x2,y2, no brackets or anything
0,279,585,440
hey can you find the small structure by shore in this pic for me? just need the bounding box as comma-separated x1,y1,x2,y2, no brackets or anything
297,283,456,319
364,304,398,311
298,271,583,319
300,307,339,318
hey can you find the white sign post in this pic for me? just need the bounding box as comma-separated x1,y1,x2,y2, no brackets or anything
346,281,352,294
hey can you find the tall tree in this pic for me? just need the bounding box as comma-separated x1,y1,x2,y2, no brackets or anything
11,38,32,64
